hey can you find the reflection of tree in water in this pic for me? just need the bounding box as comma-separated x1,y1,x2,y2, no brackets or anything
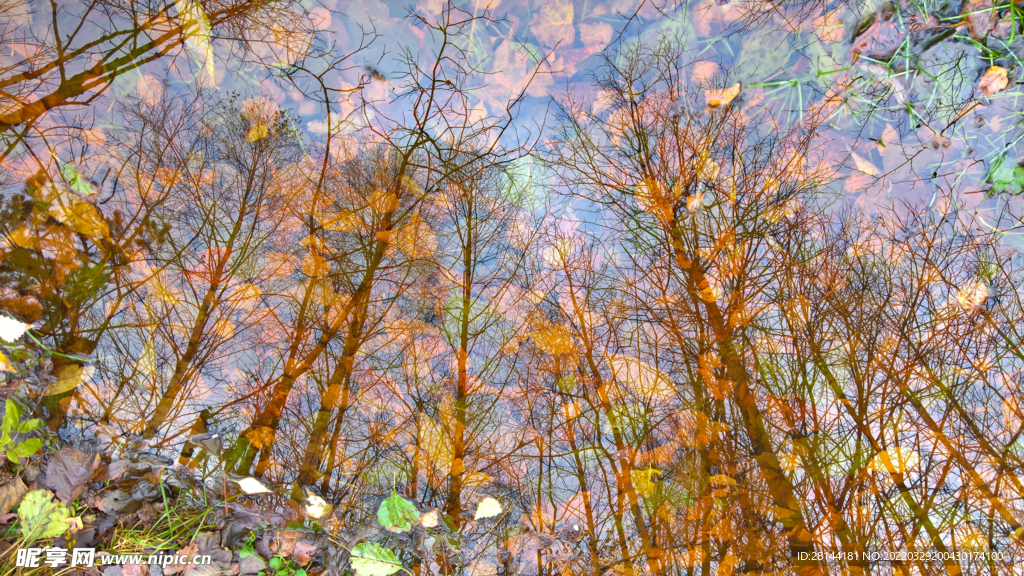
0,1,1023,576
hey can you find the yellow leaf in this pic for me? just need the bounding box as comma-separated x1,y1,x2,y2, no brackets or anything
149,277,181,306
630,468,661,498
246,125,268,142
677,409,728,449
634,179,673,220
694,151,719,180
708,517,733,541
957,281,988,311
464,472,493,488
607,354,674,399
301,252,330,277
0,351,13,373
213,319,235,339
39,225,80,270
780,451,800,472
698,351,723,371
705,83,740,107
231,283,262,309
867,447,919,474
707,378,735,400
533,324,575,355
6,226,37,249
955,523,989,549
978,66,1009,96
245,426,275,448
139,337,157,378
49,199,109,240
368,189,397,213
697,284,722,302
394,213,436,258
418,414,452,478
679,548,705,568
785,295,810,325
708,474,737,486
320,209,361,232
46,364,85,396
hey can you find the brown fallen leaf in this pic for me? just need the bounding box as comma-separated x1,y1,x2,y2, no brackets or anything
40,446,101,503
163,543,199,575
291,541,318,566
965,0,996,40
705,83,740,107
979,66,1009,96
0,477,28,515
121,563,146,576
852,20,904,61
96,460,130,483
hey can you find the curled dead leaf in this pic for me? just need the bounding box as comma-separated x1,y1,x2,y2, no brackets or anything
64,515,84,532
705,83,740,107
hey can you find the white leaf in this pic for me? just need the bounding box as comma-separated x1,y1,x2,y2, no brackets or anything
850,152,878,176
419,509,439,528
237,477,272,494
474,497,502,520
0,315,32,342
175,0,216,87
956,281,988,311
303,489,330,519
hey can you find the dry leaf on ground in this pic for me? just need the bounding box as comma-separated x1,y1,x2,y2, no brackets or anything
979,66,1009,96
41,447,101,503
0,477,28,515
